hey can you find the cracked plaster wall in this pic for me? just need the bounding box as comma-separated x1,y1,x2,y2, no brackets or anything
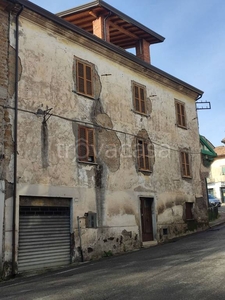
6,16,206,264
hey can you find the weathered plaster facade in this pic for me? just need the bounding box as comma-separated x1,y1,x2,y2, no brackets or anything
0,0,208,278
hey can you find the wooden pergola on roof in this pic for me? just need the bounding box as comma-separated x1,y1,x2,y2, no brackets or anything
57,0,165,64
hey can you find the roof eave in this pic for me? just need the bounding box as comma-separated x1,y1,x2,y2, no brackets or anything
57,0,165,43
6,0,203,97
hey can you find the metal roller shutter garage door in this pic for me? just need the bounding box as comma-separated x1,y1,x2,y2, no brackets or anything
18,202,71,273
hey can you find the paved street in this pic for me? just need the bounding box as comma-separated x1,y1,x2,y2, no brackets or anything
1,224,225,300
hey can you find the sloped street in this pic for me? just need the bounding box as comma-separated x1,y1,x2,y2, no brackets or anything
1,221,225,300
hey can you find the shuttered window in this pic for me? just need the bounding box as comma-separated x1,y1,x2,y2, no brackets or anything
76,61,93,97
175,100,186,128
133,82,146,114
78,126,95,163
137,139,152,171
180,151,191,178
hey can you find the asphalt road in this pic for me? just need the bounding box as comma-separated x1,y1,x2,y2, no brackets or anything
1,225,225,300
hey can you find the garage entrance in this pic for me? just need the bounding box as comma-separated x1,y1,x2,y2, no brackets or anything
18,197,71,273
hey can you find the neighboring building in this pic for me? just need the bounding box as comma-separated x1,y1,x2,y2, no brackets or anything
0,0,208,278
208,145,225,203
200,135,217,206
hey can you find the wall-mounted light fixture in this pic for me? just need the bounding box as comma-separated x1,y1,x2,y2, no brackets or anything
36,107,53,123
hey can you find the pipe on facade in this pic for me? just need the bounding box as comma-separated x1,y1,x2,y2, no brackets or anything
103,11,111,41
77,216,84,262
196,94,202,101
12,3,24,277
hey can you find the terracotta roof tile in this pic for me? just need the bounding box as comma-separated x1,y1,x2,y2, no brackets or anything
215,146,225,156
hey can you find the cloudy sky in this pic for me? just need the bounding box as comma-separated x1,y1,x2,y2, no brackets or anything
31,0,225,147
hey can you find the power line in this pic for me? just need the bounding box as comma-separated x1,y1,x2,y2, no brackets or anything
0,104,202,155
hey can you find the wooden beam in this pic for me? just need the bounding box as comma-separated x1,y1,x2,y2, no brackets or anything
89,10,98,19
108,21,139,40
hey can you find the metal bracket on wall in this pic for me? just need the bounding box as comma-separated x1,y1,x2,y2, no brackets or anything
196,101,211,110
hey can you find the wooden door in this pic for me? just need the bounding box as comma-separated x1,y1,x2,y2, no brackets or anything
140,197,154,241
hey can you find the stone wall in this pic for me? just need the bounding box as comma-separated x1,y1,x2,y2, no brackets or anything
0,2,9,279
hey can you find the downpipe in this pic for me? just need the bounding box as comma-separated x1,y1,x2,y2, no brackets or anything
12,3,24,277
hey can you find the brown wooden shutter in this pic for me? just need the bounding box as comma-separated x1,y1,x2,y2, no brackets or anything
144,141,150,170
181,152,185,175
77,62,85,93
138,140,145,169
176,101,186,128
134,86,140,112
140,88,145,113
176,102,181,125
181,151,191,177
185,152,190,176
78,127,87,161
87,128,95,162
181,104,186,127
149,143,154,172
86,65,92,96
133,84,146,114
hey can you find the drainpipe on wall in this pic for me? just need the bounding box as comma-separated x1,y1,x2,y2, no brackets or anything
196,94,202,101
195,93,202,130
12,4,24,277
103,11,111,41
77,216,84,262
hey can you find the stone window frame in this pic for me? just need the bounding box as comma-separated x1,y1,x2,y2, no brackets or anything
175,99,187,129
132,81,147,116
76,59,94,98
180,150,192,178
137,138,153,172
78,126,96,163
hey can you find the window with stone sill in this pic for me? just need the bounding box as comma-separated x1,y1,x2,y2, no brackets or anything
175,100,187,129
78,126,95,163
180,151,191,178
137,138,153,172
76,60,94,98
132,81,147,115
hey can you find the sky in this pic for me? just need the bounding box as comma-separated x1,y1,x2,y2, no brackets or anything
31,0,225,147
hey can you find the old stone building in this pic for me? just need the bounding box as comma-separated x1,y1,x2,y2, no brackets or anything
0,0,209,278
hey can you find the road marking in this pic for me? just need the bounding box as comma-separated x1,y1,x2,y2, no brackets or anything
55,264,94,275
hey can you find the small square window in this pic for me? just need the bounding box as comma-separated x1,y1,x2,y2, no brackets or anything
180,151,191,178
132,82,147,115
163,228,168,235
175,100,186,128
78,126,95,163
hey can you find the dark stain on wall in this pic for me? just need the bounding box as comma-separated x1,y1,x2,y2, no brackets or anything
2,110,13,181
158,196,186,215
91,98,121,227
41,122,49,168
8,46,22,98
94,163,107,227
146,96,153,115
